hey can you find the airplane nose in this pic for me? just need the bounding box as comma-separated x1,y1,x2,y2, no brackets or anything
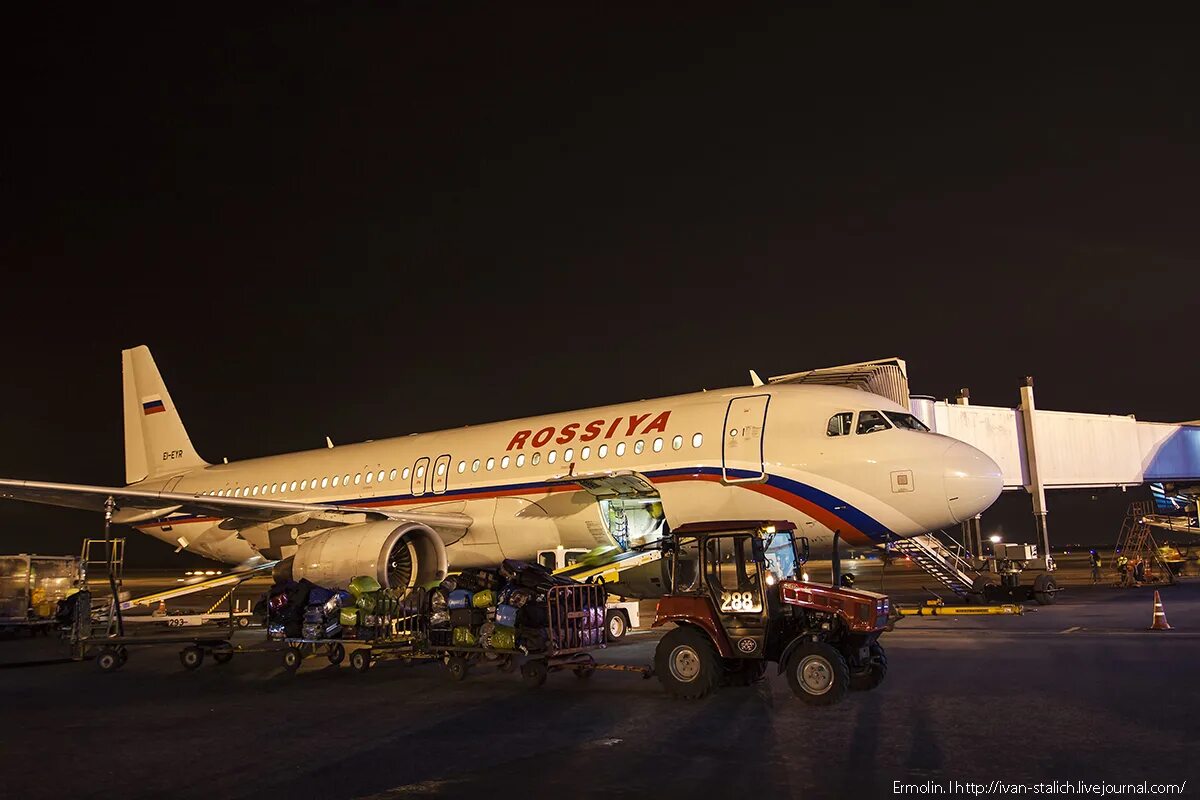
943,440,1004,523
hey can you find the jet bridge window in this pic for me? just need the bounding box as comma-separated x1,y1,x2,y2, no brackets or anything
883,411,930,431
856,410,892,435
826,412,854,436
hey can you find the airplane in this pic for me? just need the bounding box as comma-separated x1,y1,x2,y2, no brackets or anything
0,346,1003,595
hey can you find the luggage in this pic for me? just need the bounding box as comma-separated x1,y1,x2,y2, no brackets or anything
472,589,495,609
304,606,325,623
308,586,334,606
428,609,450,628
447,589,474,609
490,625,516,651
452,626,477,646
430,590,448,610
356,594,377,613
302,622,322,639
450,608,485,628
508,588,532,608
339,607,360,627
267,622,287,641
348,575,382,598
519,604,549,627
495,604,518,627
322,594,342,617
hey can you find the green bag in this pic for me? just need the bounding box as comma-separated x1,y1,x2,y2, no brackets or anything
339,607,359,627
452,626,477,646
349,575,382,599
472,589,495,609
489,625,516,651
356,593,377,613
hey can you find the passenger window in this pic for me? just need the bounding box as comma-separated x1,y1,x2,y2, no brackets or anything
389,468,397,480
486,458,495,471
615,442,626,457
355,473,362,485
581,446,591,460
692,433,703,448
343,474,351,486
547,451,557,464
472,459,481,472
598,444,608,458
332,476,340,488
365,471,373,484
457,461,465,473
290,481,297,491
437,463,445,476
414,467,423,479
516,454,525,467
252,486,259,496
827,412,854,436
531,452,541,466
377,470,385,482
672,435,683,450
634,440,644,455
501,456,510,469
856,410,892,435
401,468,410,480
321,477,329,488
299,481,307,491
271,484,277,494
564,448,574,462
653,437,663,452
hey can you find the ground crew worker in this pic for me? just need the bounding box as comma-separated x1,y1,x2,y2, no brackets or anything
1116,555,1130,587
1090,550,1102,584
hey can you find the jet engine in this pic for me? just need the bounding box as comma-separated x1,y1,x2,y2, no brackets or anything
275,521,448,590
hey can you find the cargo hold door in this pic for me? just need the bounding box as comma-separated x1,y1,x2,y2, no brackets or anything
722,394,769,483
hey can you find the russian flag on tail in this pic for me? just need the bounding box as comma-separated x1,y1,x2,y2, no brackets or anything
141,395,166,415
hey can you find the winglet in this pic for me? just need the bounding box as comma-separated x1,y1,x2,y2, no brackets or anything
749,370,765,387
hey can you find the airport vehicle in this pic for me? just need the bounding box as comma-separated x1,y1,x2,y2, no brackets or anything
0,554,77,636
536,546,643,640
971,543,1060,605
652,521,890,706
0,346,1003,598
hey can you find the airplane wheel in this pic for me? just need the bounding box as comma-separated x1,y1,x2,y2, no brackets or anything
350,648,372,673
785,642,849,706
180,646,205,671
97,647,123,673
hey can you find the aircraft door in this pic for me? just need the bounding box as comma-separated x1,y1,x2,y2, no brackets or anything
722,394,770,483
432,454,451,494
411,457,431,496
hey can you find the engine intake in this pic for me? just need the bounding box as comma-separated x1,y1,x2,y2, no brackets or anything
278,521,448,590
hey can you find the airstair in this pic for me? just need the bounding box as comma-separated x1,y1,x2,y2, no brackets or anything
1114,501,1177,585
889,532,980,597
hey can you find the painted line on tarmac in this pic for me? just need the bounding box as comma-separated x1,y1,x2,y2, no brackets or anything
1061,626,1083,633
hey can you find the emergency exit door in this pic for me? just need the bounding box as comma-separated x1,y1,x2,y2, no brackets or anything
722,394,770,483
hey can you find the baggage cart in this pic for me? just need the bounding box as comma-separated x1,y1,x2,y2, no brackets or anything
278,588,428,674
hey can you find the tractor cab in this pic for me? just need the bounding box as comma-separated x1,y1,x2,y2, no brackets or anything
652,520,890,706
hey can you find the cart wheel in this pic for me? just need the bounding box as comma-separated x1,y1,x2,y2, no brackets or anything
327,643,346,665
521,659,548,687
117,646,129,666
237,616,251,628
446,656,469,681
497,656,516,673
350,648,372,673
282,646,303,672
97,647,123,673
180,646,205,671
213,644,234,665
573,666,594,679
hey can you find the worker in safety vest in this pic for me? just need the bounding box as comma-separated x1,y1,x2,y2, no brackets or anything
1089,550,1102,584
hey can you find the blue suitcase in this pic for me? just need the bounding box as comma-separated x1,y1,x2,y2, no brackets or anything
448,589,474,609
495,604,518,627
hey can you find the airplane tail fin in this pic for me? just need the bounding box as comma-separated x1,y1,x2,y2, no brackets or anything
121,346,209,484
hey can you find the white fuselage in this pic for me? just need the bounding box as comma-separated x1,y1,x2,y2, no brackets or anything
129,383,1003,569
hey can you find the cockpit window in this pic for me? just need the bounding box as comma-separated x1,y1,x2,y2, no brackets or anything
884,411,930,431
856,410,892,435
826,412,854,437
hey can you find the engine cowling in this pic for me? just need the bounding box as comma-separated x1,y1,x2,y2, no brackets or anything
276,521,448,590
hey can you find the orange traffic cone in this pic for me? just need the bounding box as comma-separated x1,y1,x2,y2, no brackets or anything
1150,591,1172,630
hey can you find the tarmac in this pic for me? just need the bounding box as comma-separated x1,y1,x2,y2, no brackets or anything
1,569,1197,799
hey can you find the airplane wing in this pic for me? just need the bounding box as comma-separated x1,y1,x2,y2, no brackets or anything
0,478,472,534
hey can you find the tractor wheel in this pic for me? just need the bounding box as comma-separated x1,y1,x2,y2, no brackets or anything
849,642,887,691
785,642,849,706
655,626,721,700
350,648,372,673
327,643,345,666
605,610,628,642
179,646,205,671
723,659,767,687
1033,574,1059,606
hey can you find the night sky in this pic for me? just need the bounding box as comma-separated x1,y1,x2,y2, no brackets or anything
3,7,1196,565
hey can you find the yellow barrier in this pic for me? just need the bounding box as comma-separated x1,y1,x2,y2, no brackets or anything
898,604,1025,616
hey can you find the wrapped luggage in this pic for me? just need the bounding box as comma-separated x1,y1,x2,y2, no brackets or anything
490,625,516,651
447,589,473,609
348,575,382,599
494,603,518,627
472,589,495,609
452,626,477,646
339,607,360,627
